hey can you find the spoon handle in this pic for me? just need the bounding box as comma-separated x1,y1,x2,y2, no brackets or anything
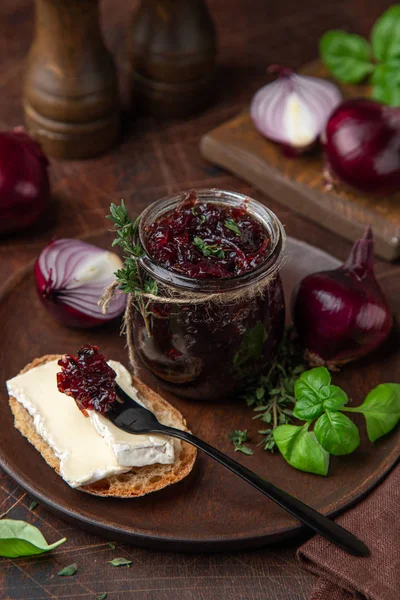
162,426,369,557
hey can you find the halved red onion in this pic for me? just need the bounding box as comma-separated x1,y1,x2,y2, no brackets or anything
250,66,342,155
35,239,126,328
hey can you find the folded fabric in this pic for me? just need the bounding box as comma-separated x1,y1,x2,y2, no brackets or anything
297,464,400,600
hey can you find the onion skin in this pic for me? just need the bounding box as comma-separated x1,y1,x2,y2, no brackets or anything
292,228,393,368
323,99,400,195
0,128,49,235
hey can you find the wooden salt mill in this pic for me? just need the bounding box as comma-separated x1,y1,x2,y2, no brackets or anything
128,0,217,118
23,0,119,159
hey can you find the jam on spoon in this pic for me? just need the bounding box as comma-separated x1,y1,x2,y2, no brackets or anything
144,192,270,279
57,344,116,415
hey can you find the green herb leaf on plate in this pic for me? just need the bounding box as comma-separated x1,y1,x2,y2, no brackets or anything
29,500,39,511
344,383,400,441
58,564,77,577
227,430,254,455
0,520,66,558
108,557,133,567
371,4,400,62
319,30,374,83
224,219,241,236
293,367,331,420
273,424,330,476
314,411,360,455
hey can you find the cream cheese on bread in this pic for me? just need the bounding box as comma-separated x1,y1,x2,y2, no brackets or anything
6,359,175,488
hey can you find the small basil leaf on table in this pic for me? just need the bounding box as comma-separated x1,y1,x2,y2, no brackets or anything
293,367,331,420
273,424,330,476
58,564,77,576
108,557,132,567
314,411,360,455
345,383,400,442
322,385,349,411
98,594,108,600
319,30,374,83
371,4,400,62
0,519,66,558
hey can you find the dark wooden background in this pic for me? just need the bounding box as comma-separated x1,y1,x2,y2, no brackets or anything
0,0,397,598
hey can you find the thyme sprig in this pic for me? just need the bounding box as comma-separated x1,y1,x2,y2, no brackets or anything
107,200,158,336
237,327,305,452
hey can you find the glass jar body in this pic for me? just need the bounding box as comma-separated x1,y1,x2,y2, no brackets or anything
130,189,286,401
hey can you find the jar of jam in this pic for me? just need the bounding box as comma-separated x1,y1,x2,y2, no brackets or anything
130,189,286,401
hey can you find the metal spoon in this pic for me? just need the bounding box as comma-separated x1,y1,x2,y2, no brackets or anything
108,382,369,557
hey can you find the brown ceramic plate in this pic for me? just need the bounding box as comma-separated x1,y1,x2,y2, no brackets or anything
0,231,399,551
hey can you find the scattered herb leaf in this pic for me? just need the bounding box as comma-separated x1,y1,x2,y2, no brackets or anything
193,236,225,258
0,520,66,558
108,542,116,550
227,430,254,455
29,500,39,511
224,219,241,236
98,594,108,600
108,557,133,567
58,564,77,577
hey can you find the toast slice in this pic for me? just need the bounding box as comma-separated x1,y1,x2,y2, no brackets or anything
8,355,197,498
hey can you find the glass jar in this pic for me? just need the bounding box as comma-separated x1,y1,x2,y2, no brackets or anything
131,189,286,401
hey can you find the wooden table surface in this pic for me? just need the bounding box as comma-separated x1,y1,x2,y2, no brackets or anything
0,1,398,599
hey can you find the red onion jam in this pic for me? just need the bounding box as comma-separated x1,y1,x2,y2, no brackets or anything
57,344,116,415
144,192,270,279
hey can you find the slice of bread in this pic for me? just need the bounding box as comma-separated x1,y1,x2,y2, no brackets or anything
8,355,197,498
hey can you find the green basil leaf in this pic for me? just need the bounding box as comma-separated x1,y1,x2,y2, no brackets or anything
273,424,330,476
371,4,400,62
98,594,108,600
58,564,77,577
371,62,400,106
108,557,132,567
29,500,39,511
347,383,400,442
320,30,373,83
314,411,360,455
293,367,331,420
0,520,66,558
323,385,349,411
108,542,116,550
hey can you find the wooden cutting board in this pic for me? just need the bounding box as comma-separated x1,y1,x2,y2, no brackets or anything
200,61,400,261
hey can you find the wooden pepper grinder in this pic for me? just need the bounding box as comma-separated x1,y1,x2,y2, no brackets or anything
23,0,119,159
128,0,217,118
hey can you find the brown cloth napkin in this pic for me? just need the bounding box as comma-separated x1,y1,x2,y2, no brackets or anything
297,464,400,600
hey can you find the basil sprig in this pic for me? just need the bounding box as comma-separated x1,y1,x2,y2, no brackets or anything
273,367,400,476
320,4,400,105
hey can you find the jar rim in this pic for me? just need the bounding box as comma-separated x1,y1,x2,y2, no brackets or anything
138,188,286,293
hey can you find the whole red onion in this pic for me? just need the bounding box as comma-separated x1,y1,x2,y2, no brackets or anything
323,99,400,194
292,228,393,368
0,128,49,234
